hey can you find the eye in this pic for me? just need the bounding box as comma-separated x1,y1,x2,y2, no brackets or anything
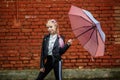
49,26,52,28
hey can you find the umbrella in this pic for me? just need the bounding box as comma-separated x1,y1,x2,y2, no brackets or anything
68,5,105,57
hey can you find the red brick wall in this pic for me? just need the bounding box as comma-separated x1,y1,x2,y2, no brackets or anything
0,0,120,70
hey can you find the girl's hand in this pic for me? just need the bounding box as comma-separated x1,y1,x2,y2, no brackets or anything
40,68,45,72
67,39,73,45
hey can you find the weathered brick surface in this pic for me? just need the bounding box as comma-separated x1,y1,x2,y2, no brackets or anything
0,0,120,70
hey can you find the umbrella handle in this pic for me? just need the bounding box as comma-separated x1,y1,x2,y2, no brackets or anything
91,56,95,61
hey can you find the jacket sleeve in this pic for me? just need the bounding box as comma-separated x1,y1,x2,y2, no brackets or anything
59,44,70,55
59,36,71,55
40,36,45,68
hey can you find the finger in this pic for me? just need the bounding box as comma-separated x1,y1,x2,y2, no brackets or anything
40,69,44,72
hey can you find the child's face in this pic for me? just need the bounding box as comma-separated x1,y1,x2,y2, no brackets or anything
47,24,57,35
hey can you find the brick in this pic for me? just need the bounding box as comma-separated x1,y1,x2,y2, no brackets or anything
2,64,13,68
23,61,29,64
64,63,74,67
0,57,6,60
77,59,83,63
64,60,70,63
22,29,32,33
71,59,76,63
10,61,16,64
83,59,89,62
29,36,41,39
79,56,87,58
100,63,111,66
17,36,29,39
33,53,39,57
8,57,19,61
10,53,19,57
76,63,87,66
20,53,32,57
20,57,31,60
67,55,78,59
112,56,120,59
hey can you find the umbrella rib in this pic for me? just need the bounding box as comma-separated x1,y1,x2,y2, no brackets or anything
84,27,96,46
76,26,95,38
83,27,97,57
94,29,99,56
96,30,99,45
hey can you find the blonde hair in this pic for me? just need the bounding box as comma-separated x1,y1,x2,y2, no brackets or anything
46,19,59,34
46,19,58,27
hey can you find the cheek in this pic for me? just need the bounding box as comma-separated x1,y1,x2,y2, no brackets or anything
52,28,56,31
48,28,53,32
48,29,51,32
52,27,57,31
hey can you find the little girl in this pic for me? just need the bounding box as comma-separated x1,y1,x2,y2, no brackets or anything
36,19,72,80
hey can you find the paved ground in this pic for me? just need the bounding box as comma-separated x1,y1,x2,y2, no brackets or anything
0,69,120,80
62,78,119,80
44,78,119,80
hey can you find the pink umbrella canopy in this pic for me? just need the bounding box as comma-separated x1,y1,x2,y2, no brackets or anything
68,5,105,57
